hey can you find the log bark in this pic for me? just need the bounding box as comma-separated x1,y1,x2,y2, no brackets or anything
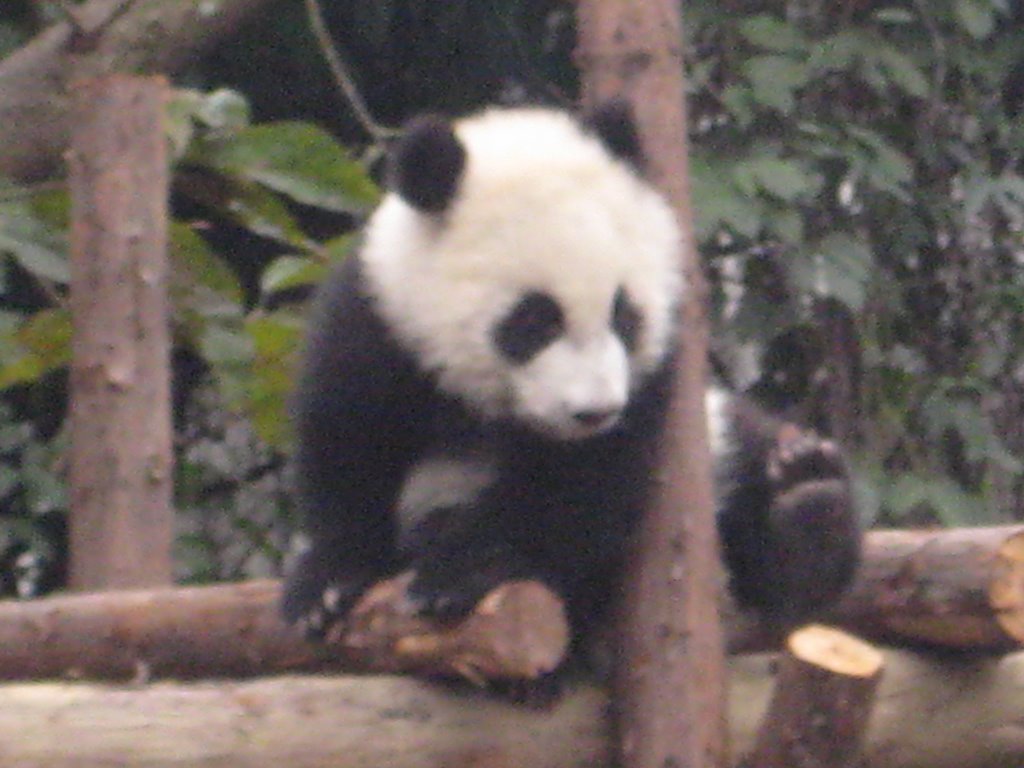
0,0,280,183
831,526,1024,651
0,526,1020,683
67,74,173,591
3,648,1024,768
744,625,884,768
576,4,726,767
0,578,568,683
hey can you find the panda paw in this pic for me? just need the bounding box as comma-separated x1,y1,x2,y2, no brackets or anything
767,425,847,495
405,543,533,622
280,544,378,642
405,567,500,622
293,579,370,642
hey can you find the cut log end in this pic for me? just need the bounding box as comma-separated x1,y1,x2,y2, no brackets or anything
788,623,885,678
747,625,884,768
335,575,571,683
992,531,1024,642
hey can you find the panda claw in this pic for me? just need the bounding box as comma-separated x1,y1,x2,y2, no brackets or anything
768,428,847,493
322,584,344,613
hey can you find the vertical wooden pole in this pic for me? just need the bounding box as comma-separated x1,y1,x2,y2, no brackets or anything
67,74,174,591
576,3,727,768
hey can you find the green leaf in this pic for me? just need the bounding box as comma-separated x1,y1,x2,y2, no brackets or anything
260,255,329,296
882,473,987,526
0,308,72,389
955,0,996,39
0,193,68,284
246,312,303,448
192,122,379,214
200,319,255,411
742,55,808,113
223,182,313,251
690,155,765,240
876,47,929,98
738,15,806,52
169,223,244,305
195,88,251,132
872,7,915,24
789,234,873,310
720,85,757,129
733,156,820,202
808,32,860,74
923,383,1023,472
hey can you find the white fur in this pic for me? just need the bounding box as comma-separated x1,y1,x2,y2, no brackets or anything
362,106,683,431
513,333,629,439
396,455,496,548
705,386,733,460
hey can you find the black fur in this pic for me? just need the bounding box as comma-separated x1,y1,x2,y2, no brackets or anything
283,104,861,669
715,398,860,625
492,291,565,365
283,255,861,645
389,116,466,213
283,256,674,634
583,99,645,171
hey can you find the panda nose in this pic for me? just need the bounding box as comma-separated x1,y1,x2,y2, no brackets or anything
573,407,620,430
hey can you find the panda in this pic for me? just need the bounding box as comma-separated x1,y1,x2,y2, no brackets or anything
281,100,860,661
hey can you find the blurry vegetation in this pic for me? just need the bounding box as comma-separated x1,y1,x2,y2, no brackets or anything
0,0,1022,593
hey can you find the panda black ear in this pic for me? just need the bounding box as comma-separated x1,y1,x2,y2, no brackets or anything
583,98,645,171
389,115,466,213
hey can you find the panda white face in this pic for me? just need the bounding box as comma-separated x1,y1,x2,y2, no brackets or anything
493,288,635,439
362,104,683,440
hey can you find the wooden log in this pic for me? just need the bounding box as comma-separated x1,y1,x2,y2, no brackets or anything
0,675,611,768
743,625,884,768
0,526,1020,684
67,73,174,591
832,526,1024,651
0,577,568,683
4,647,1024,768
339,573,569,683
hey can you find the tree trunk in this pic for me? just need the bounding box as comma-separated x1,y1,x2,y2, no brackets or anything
67,74,173,590
575,3,726,767
0,0,281,182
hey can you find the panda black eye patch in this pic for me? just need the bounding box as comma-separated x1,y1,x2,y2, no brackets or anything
612,286,643,351
494,291,565,364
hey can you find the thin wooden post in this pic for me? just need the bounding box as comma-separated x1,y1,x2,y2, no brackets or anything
576,3,727,767
66,73,173,590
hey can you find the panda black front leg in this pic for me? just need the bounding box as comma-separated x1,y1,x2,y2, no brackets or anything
717,393,861,628
281,539,385,641
768,423,847,493
405,536,548,622
762,425,860,624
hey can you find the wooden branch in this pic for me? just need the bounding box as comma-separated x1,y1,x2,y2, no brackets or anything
831,526,1024,651
0,0,281,182
4,647,1024,768
67,73,173,591
744,625,884,768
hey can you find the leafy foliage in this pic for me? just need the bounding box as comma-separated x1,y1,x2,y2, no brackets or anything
0,0,1022,591
0,87,377,586
686,0,1024,525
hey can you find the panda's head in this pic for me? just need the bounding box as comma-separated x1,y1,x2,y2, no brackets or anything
362,102,683,441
